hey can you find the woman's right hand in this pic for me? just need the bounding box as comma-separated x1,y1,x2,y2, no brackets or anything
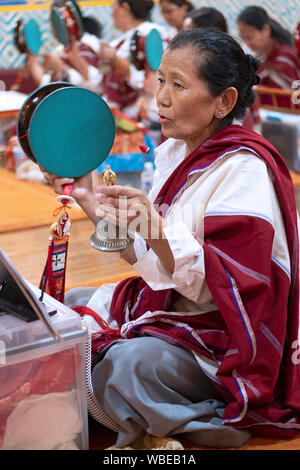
41,169,73,194
40,168,97,223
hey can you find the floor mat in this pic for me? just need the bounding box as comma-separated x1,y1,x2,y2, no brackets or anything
0,168,86,232
89,418,300,451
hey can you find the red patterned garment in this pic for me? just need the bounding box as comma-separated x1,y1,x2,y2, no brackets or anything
258,42,300,108
62,42,99,68
101,38,139,112
85,124,300,438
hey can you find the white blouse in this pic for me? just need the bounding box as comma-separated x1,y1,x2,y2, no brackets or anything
84,135,291,377
133,137,290,310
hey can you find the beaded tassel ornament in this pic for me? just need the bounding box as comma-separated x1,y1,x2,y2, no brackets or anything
39,184,75,303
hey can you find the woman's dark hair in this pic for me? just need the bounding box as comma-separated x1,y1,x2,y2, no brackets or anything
186,7,228,33
160,0,194,13
82,16,102,38
118,0,154,20
237,6,292,46
168,29,261,126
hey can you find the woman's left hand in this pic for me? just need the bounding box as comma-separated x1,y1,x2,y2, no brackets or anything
97,42,116,64
95,185,164,242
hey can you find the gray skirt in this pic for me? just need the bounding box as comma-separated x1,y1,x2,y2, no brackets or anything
65,286,251,449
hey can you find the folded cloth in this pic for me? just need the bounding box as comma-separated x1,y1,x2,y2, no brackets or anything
1,390,81,450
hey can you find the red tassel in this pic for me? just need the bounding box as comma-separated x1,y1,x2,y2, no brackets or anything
139,145,150,154
71,305,122,341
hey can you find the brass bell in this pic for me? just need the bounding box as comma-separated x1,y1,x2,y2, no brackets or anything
90,166,134,252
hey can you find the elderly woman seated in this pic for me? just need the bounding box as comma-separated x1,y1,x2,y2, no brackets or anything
42,30,300,449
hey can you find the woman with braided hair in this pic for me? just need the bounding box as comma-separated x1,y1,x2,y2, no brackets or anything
42,30,300,449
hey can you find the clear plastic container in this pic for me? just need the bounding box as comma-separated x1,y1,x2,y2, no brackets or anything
0,289,89,450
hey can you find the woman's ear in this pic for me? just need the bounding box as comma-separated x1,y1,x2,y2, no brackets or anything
262,23,272,38
216,87,238,118
120,1,131,14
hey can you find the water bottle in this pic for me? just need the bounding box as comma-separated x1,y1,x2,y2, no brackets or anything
140,161,154,195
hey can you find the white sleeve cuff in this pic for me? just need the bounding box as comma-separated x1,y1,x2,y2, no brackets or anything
86,65,103,86
163,221,205,289
66,68,82,85
127,65,144,90
133,221,206,302
41,73,51,86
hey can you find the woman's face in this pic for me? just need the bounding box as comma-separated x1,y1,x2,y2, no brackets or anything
237,21,271,56
160,1,188,31
156,47,221,153
112,0,127,30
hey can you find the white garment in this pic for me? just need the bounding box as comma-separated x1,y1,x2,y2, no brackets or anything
1,390,82,450
133,138,290,306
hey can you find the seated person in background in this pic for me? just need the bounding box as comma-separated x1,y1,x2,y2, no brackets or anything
182,6,228,33
237,6,300,108
97,0,170,120
159,0,194,34
42,30,300,449
26,7,103,94
66,15,103,73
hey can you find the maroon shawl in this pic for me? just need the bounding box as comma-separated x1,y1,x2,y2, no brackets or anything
88,125,300,437
258,42,300,108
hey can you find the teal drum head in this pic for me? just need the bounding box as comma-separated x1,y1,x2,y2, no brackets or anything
145,29,163,71
28,87,115,177
50,6,69,46
68,1,84,37
24,19,42,54
50,2,83,46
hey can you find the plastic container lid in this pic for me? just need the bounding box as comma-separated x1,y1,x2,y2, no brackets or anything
0,287,87,358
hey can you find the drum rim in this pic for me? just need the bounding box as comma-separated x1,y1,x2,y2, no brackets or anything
130,30,146,71
50,5,69,46
68,1,84,38
130,28,163,72
14,20,27,54
50,1,83,47
17,82,74,162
